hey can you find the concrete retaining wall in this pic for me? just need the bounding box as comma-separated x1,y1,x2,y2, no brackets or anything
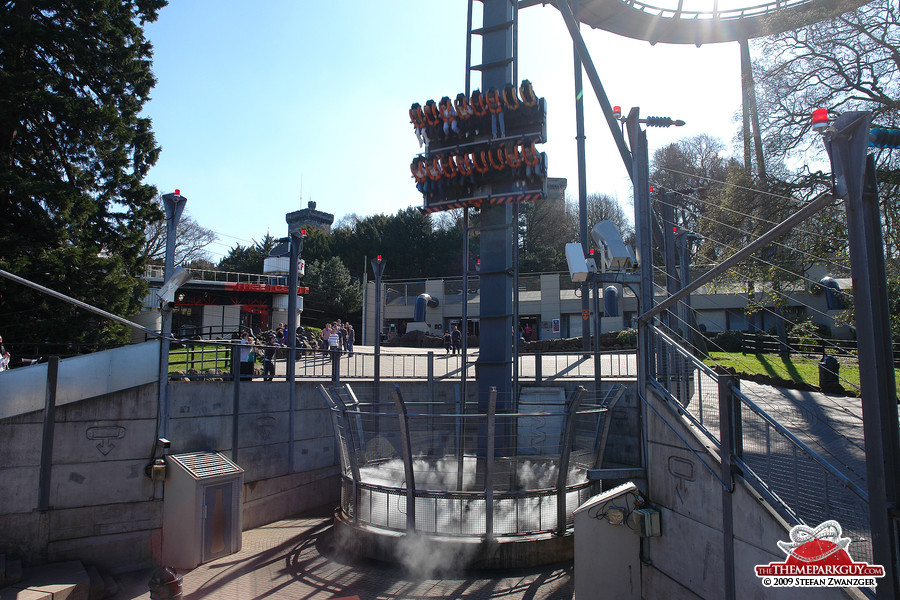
0,366,629,575
640,386,857,599
0,377,342,573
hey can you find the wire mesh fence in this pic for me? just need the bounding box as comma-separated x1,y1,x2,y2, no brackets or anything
649,325,873,568
320,383,611,537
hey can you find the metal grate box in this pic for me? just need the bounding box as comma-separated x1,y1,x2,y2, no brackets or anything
162,452,244,569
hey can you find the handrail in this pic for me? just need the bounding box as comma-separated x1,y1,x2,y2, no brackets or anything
732,384,869,502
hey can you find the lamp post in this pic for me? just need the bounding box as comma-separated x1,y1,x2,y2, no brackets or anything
158,190,186,440
372,255,385,405
286,227,306,472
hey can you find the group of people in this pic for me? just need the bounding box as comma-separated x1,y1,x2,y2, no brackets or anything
237,320,355,382
410,138,547,201
409,80,540,147
442,326,463,355
321,320,354,357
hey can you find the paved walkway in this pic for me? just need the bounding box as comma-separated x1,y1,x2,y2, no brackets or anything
113,507,573,600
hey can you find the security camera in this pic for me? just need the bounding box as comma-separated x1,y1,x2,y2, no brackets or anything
590,221,634,271
156,266,192,305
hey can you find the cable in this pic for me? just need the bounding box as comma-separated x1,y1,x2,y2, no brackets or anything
662,187,850,255
659,190,851,273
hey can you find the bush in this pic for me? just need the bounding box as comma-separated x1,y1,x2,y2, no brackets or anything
789,318,829,349
712,330,743,352
616,328,637,346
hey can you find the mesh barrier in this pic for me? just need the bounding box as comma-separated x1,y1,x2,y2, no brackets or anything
321,383,605,536
735,389,873,566
649,326,873,567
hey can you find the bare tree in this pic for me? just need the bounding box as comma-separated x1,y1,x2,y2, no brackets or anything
651,134,731,239
142,195,218,266
754,0,900,262
566,193,633,248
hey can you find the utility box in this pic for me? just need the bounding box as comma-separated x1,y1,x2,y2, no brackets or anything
162,452,244,569
574,482,642,600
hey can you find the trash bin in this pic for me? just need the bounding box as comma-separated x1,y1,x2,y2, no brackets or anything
818,354,840,391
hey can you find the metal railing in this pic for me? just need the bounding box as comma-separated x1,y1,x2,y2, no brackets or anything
649,325,874,570
164,339,638,383
319,383,606,537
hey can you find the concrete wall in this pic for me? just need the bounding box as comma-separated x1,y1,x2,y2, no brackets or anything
639,387,856,599
0,375,341,573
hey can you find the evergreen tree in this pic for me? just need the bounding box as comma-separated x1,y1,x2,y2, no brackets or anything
303,256,361,325
0,0,167,345
217,234,278,274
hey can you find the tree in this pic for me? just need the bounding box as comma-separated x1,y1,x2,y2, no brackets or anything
650,135,729,241
142,195,217,266
217,233,278,274
567,193,633,247
0,0,167,345
519,196,571,272
753,0,900,261
303,256,362,325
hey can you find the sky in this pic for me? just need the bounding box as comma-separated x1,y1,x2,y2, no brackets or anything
142,1,747,262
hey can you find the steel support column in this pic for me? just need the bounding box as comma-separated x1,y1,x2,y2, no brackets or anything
477,0,515,412
573,0,590,353
828,111,900,599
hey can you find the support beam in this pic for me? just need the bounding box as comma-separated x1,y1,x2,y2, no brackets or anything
555,0,633,180
638,191,834,326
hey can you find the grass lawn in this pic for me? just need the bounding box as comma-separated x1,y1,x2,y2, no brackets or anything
168,344,231,373
703,351,866,393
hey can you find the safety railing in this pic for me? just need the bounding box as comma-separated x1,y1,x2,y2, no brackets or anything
319,383,607,537
648,325,874,569
164,339,638,383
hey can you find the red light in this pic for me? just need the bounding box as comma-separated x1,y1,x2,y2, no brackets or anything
174,188,180,196
811,108,829,132
649,185,655,193
589,248,595,255
300,229,307,236
673,226,678,233
377,254,382,261
613,106,621,119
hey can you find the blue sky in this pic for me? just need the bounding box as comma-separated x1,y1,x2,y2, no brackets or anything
142,1,747,261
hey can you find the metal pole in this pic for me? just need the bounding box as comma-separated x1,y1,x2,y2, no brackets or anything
462,208,469,407
485,386,497,540
372,257,385,407
627,111,653,389
231,345,240,463
465,0,474,96
286,229,302,472
158,191,186,441
593,278,601,393
392,385,416,533
573,0,591,354
557,386,585,535
513,200,520,396
361,256,367,347
828,112,900,598
37,356,59,512
717,369,739,600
